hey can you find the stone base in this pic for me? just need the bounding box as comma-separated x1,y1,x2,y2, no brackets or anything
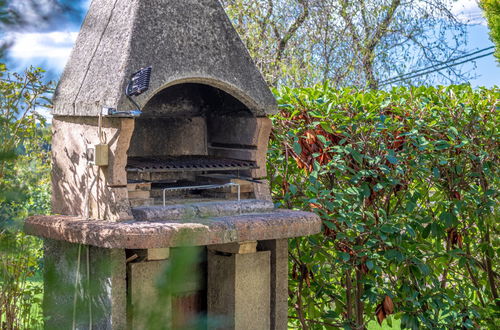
31,206,319,329
43,239,126,330
41,238,293,330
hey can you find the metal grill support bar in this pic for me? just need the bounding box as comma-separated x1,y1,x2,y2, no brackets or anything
163,183,240,206
127,156,257,173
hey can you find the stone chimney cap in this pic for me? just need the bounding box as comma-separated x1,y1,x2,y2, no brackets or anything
53,0,278,117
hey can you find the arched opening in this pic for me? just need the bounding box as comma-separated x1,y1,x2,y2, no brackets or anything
126,83,263,206
129,83,255,158
141,83,253,118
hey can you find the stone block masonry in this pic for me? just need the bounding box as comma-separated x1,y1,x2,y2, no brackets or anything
208,249,271,329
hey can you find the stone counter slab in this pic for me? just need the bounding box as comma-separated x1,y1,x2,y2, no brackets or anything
24,210,321,249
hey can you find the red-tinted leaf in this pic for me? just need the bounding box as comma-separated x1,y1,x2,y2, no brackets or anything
375,303,386,325
383,296,394,315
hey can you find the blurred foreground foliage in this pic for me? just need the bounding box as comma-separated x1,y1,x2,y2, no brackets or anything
0,64,52,329
270,84,499,329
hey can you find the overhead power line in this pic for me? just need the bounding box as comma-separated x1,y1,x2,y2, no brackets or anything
380,46,494,85
380,46,495,86
381,51,494,86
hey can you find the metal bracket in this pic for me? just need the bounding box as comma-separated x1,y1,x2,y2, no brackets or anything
101,107,142,118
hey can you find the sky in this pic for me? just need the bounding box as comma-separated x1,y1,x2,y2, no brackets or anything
1,0,499,87
450,0,499,87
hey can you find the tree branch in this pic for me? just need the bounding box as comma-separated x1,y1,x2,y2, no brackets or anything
274,0,310,83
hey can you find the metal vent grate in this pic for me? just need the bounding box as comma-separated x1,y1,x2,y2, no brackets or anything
126,156,257,173
126,66,152,97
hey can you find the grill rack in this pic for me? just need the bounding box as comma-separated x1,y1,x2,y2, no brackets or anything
162,183,240,206
126,156,257,173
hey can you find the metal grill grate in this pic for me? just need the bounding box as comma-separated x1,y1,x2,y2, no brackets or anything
162,183,240,205
126,156,257,173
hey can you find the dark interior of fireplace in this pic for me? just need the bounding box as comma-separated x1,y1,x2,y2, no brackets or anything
126,83,260,206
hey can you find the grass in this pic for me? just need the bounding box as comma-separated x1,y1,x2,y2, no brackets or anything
367,316,401,329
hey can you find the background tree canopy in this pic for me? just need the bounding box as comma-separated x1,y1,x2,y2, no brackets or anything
480,0,500,63
221,0,470,88
0,0,84,29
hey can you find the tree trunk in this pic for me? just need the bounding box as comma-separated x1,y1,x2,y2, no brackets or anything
355,269,364,329
346,269,354,322
484,225,499,307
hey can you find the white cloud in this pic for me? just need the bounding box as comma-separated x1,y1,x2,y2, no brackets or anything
451,0,486,25
9,31,77,61
6,31,78,73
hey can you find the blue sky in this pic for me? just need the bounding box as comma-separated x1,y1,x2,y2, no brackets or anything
463,24,499,87
2,0,499,87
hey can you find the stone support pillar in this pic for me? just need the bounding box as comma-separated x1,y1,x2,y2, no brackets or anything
259,239,289,330
207,243,271,329
127,256,171,329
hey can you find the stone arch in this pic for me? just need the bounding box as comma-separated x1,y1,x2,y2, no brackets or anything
142,76,261,117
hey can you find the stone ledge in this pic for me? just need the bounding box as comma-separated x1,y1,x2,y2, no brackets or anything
24,210,321,249
132,199,274,221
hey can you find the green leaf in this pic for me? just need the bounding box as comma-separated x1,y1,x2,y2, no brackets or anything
387,155,398,164
406,201,417,212
405,224,416,238
439,212,457,227
435,141,451,150
448,126,459,136
373,183,385,192
361,183,371,198
317,135,328,144
324,221,335,229
345,187,359,195
417,262,431,276
385,249,404,262
293,141,302,155
350,149,363,164
381,224,399,234
339,252,350,262
387,315,393,327
321,123,335,133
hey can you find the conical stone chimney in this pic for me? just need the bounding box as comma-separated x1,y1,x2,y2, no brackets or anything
54,0,277,117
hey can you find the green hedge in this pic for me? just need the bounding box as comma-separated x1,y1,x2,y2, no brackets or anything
269,84,499,329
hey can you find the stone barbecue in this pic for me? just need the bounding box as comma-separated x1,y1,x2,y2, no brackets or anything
24,0,321,329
